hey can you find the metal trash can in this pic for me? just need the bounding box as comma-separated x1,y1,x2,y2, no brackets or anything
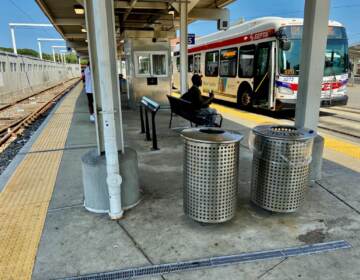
250,125,316,213
181,128,243,223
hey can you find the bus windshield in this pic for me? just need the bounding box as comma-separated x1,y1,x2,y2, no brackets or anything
278,25,348,76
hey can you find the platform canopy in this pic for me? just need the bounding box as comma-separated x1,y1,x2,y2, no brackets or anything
35,0,235,57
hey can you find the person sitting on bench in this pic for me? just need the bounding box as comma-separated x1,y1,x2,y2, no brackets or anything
181,74,218,126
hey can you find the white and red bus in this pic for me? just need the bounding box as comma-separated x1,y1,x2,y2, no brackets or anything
172,17,349,110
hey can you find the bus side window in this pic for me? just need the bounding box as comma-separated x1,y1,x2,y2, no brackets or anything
193,54,201,74
239,45,255,78
219,47,238,77
205,51,219,77
188,55,194,72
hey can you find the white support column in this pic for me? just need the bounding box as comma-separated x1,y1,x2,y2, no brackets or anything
38,41,43,59
295,0,330,130
179,0,188,94
52,48,56,62
85,0,104,154
85,0,124,219
10,28,17,55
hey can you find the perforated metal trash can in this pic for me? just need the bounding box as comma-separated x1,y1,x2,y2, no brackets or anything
250,125,316,213
181,128,243,223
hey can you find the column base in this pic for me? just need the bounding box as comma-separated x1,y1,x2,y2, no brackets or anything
81,147,141,214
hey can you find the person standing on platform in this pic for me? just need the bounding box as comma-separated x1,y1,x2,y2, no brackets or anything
84,62,95,122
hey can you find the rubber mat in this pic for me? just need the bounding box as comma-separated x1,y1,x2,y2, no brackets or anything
0,82,81,280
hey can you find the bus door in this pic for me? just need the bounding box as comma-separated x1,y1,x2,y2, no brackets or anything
253,41,275,108
269,41,276,110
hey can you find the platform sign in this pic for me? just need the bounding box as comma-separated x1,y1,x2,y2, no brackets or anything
188,34,195,45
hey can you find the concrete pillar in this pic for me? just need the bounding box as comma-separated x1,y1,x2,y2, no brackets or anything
85,0,104,154
52,48,56,62
10,27,17,55
84,0,124,219
295,0,330,130
179,1,188,94
295,0,330,182
38,41,43,60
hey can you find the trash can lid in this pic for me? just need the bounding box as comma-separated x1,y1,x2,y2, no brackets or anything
252,125,316,140
181,128,243,144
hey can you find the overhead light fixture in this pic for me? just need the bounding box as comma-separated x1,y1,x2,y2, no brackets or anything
168,7,175,15
73,4,85,15
81,28,87,33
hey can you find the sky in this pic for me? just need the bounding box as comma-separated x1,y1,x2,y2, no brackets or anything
0,0,359,55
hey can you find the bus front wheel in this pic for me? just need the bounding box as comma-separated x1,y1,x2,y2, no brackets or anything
237,89,252,109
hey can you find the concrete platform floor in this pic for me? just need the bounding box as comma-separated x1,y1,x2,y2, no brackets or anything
31,92,360,279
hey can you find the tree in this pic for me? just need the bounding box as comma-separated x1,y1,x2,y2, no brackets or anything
0,46,83,64
0,47,39,58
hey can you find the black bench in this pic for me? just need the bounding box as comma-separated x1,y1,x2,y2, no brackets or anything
167,95,222,128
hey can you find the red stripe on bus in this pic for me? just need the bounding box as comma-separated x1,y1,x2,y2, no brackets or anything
188,29,276,54
286,82,343,92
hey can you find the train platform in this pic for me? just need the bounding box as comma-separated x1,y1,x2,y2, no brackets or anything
0,84,360,280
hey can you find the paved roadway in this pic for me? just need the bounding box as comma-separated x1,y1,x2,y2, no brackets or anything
347,83,360,108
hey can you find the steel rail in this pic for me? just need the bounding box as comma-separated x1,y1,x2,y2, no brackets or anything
0,79,78,135
0,79,80,148
0,78,78,112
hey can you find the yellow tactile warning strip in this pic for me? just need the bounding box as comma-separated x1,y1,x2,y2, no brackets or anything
0,82,82,280
323,136,360,160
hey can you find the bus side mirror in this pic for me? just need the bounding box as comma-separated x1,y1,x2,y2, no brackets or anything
280,40,291,51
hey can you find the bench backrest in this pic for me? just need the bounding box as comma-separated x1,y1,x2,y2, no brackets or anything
166,94,211,125
167,95,198,117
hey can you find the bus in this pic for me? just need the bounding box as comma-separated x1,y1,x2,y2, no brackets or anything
172,17,349,110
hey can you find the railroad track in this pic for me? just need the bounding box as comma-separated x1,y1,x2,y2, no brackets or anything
0,78,80,151
318,106,360,139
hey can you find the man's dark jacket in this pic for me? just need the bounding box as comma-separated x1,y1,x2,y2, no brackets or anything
181,86,209,110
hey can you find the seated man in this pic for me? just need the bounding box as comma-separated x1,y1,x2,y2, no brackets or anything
181,74,218,126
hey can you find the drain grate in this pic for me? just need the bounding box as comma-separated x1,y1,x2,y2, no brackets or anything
61,240,351,280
